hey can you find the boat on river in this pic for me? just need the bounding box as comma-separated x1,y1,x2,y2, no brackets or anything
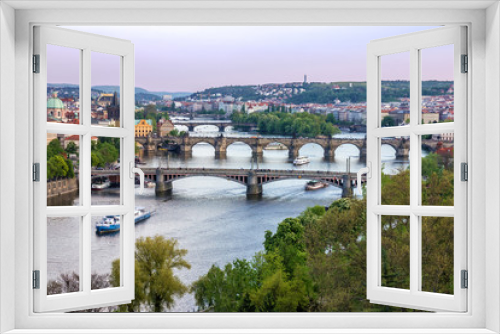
293,156,310,165
265,143,287,150
305,180,328,191
91,176,111,191
96,207,152,234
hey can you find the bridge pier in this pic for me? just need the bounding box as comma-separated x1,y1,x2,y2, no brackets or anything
342,174,352,198
179,145,192,159
246,171,262,199
252,145,264,158
155,168,173,197
215,150,227,159
215,137,227,159
288,145,299,160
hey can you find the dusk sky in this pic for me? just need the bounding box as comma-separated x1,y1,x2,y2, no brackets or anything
48,26,454,93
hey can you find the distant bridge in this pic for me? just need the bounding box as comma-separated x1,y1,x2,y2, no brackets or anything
136,135,410,161
92,167,365,198
171,120,257,132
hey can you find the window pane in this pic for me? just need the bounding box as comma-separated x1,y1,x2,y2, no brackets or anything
421,134,454,206
380,52,410,128
421,216,454,294
91,137,121,205
47,133,80,206
47,45,80,124
92,215,122,290
421,45,454,124
47,216,80,295
91,52,121,127
381,215,410,290
381,136,410,205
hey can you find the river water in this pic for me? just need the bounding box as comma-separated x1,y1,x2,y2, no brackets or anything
47,127,409,312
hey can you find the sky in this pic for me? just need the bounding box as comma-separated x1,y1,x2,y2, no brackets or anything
47,26,454,93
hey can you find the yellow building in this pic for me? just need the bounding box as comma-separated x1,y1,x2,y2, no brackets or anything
135,119,153,137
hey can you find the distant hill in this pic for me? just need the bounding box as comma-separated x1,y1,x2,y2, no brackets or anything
187,81,453,104
48,84,192,100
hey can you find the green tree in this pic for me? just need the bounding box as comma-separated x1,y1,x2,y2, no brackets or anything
111,235,191,312
381,116,396,127
65,141,78,154
47,139,64,159
144,104,157,115
47,155,69,180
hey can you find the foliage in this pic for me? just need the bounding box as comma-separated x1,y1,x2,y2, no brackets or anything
381,116,396,127
47,271,116,312
111,235,191,312
46,139,78,180
193,151,454,312
231,111,340,138
91,139,120,168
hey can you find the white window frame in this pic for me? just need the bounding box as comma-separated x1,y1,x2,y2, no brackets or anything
33,26,136,313
1,2,498,333
366,26,468,312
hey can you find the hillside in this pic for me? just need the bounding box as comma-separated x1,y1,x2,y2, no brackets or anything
185,81,453,104
47,84,192,100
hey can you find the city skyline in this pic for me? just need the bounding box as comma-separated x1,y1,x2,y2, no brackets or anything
49,26,454,92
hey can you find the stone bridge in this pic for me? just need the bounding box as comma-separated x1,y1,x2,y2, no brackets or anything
136,135,410,161
92,168,365,198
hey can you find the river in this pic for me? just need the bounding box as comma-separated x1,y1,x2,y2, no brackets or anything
47,126,409,312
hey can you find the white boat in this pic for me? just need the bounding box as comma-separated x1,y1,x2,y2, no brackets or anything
91,176,111,191
293,156,310,165
305,180,328,191
265,143,287,150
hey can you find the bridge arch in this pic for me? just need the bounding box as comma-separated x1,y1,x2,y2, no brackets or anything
162,174,248,186
334,143,362,157
226,141,253,156
191,141,216,156
381,143,399,157
298,142,326,157
260,175,344,189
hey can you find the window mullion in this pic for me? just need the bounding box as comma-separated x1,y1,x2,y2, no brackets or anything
81,47,92,294
409,47,420,294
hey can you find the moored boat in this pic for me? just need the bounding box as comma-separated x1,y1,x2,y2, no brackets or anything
305,180,328,190
91,176,111,191
293,156,310,165
265,143,287,150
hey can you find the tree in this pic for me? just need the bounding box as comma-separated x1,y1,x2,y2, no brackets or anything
144,104,157,115
47,155,69,180
47,138,64,159
65,141,78,154
381,116,396,127
111,235,191,312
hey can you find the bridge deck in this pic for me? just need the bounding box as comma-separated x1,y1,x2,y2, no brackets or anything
92,168,358,178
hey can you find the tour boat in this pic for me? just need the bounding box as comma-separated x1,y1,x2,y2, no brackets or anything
293,156,310,165
305,180,328,191
96,207,152,234
91,176,111,191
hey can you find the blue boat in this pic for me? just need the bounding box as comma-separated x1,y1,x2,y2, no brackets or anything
96,207,151,234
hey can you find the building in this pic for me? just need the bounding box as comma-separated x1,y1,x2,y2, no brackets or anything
159,119,175,137
96,93,115,107
47,92,64,120
422,112,440,124
135,119,153,137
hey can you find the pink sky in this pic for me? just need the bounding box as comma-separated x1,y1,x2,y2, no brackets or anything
47,26,453,92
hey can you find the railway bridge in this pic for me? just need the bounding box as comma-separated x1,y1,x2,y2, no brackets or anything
92,168,366,198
